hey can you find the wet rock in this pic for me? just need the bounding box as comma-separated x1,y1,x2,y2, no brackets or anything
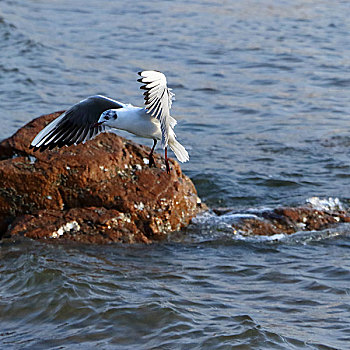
8,207,150,244
0,112,205,243
230,206,350,236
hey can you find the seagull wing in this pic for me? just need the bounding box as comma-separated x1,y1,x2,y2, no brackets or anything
30,95,125,152
138,71,175,148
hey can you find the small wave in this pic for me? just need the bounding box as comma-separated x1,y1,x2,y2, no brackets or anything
232,225,350,244
0,14,44,54
259,178,300,188
321,135,350,148
241,62,293,72
193,87,219,93
320,77,350,88
0,15,17,30
250,78,278,86
0,65,19,74
187,58,215,65
233,107,259,115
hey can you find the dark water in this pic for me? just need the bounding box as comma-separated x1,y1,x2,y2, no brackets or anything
1,0,350,349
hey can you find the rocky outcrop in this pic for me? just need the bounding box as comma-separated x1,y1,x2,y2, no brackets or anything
0,112,205,243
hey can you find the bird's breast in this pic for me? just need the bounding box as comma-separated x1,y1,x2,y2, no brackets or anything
113,108,162,140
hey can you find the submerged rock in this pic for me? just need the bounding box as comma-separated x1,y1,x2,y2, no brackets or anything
214,204,350,236
0,112,205,243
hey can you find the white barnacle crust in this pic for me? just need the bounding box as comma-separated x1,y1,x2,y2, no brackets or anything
134,202,145,211
28,155,37,164
51,221,80,239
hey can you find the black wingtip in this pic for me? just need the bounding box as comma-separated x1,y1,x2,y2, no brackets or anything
137,78,144,83
138,71,143,76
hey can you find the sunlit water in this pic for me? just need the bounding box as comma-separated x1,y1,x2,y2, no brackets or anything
1,0,350,348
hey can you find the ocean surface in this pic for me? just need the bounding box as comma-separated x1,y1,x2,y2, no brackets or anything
1,0,350,349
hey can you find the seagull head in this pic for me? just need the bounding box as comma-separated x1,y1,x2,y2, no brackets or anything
94,109,118,128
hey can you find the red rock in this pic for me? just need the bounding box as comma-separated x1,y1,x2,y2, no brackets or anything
0,112,205,242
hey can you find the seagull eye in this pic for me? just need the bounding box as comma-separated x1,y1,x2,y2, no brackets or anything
105,115,110,120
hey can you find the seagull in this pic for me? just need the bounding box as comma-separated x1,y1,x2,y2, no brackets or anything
30,70,189,173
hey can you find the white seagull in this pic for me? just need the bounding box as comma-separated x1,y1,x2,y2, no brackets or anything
30,70,189,173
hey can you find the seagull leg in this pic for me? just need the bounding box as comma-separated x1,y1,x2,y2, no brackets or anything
149,139,157,168
165,147,170,174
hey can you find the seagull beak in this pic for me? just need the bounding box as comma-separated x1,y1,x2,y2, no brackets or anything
92,121,105,128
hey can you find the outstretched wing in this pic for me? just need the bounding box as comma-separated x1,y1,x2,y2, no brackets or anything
138,71,175,148
30,95,125,152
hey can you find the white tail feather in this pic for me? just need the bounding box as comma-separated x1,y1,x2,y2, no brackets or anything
169,139,189,163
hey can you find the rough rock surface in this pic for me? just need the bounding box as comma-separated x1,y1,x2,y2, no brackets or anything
214,206,350,236
0,112,205,243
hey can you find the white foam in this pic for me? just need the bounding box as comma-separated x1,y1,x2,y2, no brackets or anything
306,197,344,211
231,225,350,244
232,231,287,242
